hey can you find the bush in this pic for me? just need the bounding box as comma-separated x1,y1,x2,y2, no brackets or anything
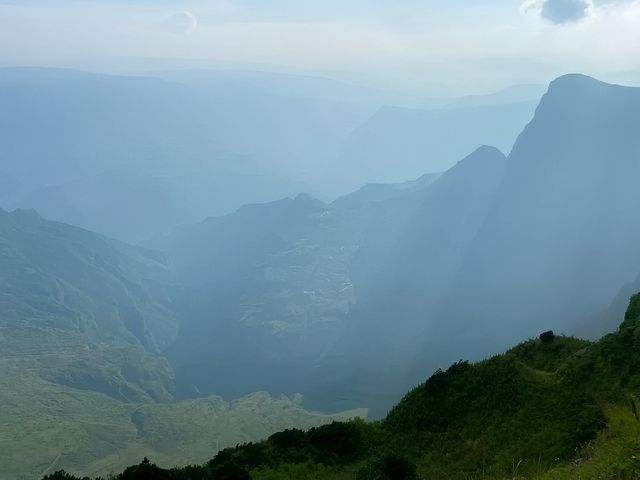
268,428,307,450
357,454,417,480
540,330,555,343
308,421,364,463
210,463,252,480
376,453,417,480
120,458,171,480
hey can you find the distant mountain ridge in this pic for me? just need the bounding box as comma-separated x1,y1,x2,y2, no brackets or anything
0,67,372,241
145,74,640,415
0,67,543,240
145,145,509,412
329,97,538,193
332,172,441,209
6,72,640,478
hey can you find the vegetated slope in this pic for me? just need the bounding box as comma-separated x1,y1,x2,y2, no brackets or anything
143,160,439,405
147,146,507,414
0,208,178,402
44,294,640,480
0,209,366,480
147,193,364,402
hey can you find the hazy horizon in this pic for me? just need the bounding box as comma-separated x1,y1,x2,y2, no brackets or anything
2,0,640,97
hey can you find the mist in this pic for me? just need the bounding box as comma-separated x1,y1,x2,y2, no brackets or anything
3,1,640,479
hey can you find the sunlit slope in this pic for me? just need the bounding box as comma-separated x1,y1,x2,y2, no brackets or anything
62,293,640,479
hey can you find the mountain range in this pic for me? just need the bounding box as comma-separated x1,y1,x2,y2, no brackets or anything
145,74,640,415
4,72,640,477
0,67,539,241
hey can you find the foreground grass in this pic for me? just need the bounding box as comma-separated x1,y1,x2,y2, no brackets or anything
535,404,640,480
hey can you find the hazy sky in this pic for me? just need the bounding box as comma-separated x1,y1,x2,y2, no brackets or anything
1,0,640,94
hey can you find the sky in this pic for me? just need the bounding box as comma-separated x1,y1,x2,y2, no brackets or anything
1,0,640,95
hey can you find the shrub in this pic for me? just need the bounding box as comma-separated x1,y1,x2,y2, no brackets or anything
357,454,417,480
308,421,364,463
540,330,555,343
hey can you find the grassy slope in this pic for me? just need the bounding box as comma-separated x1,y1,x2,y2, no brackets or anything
50,294,640,480
0,208,179,404
0,210,367,480
536,404,640,480
249,294,640,479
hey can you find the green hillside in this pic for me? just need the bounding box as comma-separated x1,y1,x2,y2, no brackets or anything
0,369,364,479
0,208,179,401
0,209,366,479
44,294,640,479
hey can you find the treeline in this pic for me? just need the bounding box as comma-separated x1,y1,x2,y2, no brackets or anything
43,420,416,480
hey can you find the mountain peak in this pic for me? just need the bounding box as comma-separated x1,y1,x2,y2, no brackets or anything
469,144,505,158
416,145,507,207
544,74,631,101
549,73,601,89
442,145,506,179
514,73,640,155
294,192,326,208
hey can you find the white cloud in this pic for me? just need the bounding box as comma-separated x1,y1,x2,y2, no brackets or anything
163,11,198,35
